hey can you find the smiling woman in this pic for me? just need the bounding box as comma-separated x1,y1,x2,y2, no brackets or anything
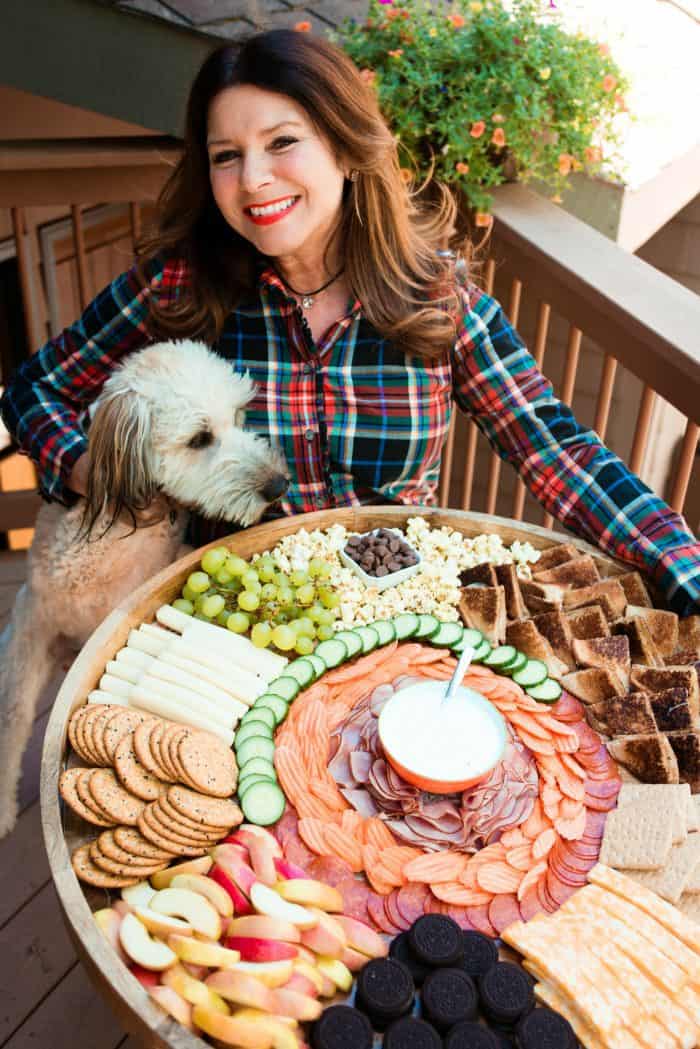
1,29,699,614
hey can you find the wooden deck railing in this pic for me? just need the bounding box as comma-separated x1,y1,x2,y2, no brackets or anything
438,183,700,531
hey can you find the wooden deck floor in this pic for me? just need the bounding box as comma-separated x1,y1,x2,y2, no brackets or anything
0,552,142,1049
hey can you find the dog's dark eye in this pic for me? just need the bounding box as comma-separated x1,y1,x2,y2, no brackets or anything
187,430,213,450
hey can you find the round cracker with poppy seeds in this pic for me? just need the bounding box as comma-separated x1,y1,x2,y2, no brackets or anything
137,808,207,857
148,801,220,845
168,786,241,828
102,709,153,763
157,792,224,836
114,733,167,802
86,706,115,767
89,768,146,826
67,706,94,763
72,844,139,888
113,826,175,861
75,768,117,825
177,732,237,798
89,839,167,878
133,721,170,781
59,768,115,827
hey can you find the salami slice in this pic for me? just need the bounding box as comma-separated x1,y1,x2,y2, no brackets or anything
550,691,584,722
581,809,607,840
338,879,371,924
488,893,522,935
571,720,603,754
284,835,315,872
306,855,354,886
466,903,497,938
385,888,411,931
583,777,620,799
583,791,618,812
446,905,476,931
273,806,299,847
396,884,430,926
368,889,403,935
519,886,544,922
546,867,578,905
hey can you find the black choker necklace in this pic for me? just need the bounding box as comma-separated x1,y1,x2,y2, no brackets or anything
274,266,345,309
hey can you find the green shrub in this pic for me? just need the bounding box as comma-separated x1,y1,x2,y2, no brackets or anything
334,0,629,215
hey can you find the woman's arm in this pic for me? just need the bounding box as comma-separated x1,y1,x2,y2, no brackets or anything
1,258,165,504
451,284,700,615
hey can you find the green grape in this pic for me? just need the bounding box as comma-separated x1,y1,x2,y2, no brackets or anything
308,603,325,623
275,572,290,588
271,624,297,651
310,557,332,579
257,558,277,583
318,586,340,609
294,635,314,656
216,610,230,627
242,569,260,589
316,608,335,627
238,590,260,612
182,583,199,603
277,586,294,608
227,611,250,633
274,610,289,624
316,624,335,641
187,571,211,594
199,594,225,619
261,583,278,602
293,616,315,637
295,583,315,606
215,567,235,585
225,556,248,577
201,546,229,575
251,621,273,648
172,598,194,616
289,568,310,588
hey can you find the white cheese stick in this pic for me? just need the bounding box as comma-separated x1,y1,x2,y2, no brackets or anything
156,604,287,680
127,629,164,657
139,622,177,641
99,673,135,698
129,687,234,745
170,639,264,705
87,689,129,706
106,660,142,685
116,647,154,669
139,674,235,729
147,660,247,721
110,647,246,715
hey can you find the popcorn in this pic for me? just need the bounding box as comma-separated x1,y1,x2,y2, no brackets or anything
259,517,540,632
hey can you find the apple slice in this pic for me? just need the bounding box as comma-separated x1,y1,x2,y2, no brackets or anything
315,956,353,992
228,828,280,885
299,910,346,957
133,906,193,939
94,907,129,966
170,873,233,917
205,969,275,1012
227,914,301,944
119,912,177,971
291,961,324,995
150,888,221,940
250,883,316,930
121,881,156,909
192,1006,298,1049
168,934,240,969
340,946,371,972
229,959,295,988
212,845,259,899
273,857,308,881
268,987,323,1022
130,964,161,988
276,879,343,913
209,864,254,915
225,936,298,963
334,914,388,958
150,855,212,890
149,985,195,1031
232,1007,298,1030
162,963,229,1014
281,971,319,998
182,961,209,982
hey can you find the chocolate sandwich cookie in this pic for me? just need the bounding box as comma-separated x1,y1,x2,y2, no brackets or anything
444,1022,501,1049
421,967,478,1032
389,932,431,986
408,914,463,967
478,963,535,1026
355,958,415,1030
460,930,498,977
310,1004,373,1049
383,1016,443,1049
515,1007,577,1049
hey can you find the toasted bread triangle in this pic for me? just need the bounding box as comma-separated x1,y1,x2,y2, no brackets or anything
616,571,653,608
560,668,626,704
630,666,699,724
647,687,693,733
533,554,600,589
572,636,631,689
532,543,578,573
607,734,679,784
588,693,657,736
505,620,569,680
624,606,679,658
531,611,576,671
566,605,610,641
458,585,506,644
494,562,528,621
612,617,665,668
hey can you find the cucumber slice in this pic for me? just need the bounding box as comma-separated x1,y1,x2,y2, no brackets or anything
240,706,276,731
238,755,277,781
451,628,484,653
305,653,326,679
392,613,420,640
355,626,380,654
502,651,528,676
414,613,440,639
240,780,286,826
371,620,397,646
526,678,563,703
265,676,300,702
512,659,548,688
333,630,363,659
429,621,463,647
236,735,276,766
235,720,273,749
471,638,493,663
254,693,289,725
313,638,348,668
483,644,518,668
237,774,271,797
284,659,316,689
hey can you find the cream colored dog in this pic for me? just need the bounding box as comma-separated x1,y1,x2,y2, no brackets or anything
0,339,289,837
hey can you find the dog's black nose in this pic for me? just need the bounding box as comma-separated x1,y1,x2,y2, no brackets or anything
261,474,289,502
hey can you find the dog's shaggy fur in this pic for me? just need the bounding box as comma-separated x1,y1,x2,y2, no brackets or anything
0,340,289,837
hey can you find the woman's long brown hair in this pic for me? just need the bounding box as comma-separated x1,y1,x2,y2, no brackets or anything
138,30,473,360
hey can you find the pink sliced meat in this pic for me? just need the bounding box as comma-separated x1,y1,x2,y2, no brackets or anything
546,867,579,905
338,880,371,924
349,751,373,784
571,719,603,754
582,809,607,840
519,886,545,922
446,905,476,931
466,903,497,938
385,888,411,931
284,835,315,872
488,894,523,936
368,890,403,935
339,788,380,819
306,855,354,887
550,691,584,723
396,884,430,926
584,791,619,812
328,741,355,787
369,684,395,716
583,777,620,799
273,806,299,848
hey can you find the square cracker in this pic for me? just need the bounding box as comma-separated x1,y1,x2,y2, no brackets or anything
677,893,700,923
617,783,689,844
627,833,700,904
599,795,674,870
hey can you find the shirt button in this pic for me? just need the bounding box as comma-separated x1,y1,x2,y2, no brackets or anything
305,429,315,442
302,362,313,375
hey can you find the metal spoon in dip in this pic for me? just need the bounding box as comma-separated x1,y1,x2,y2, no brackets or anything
441,644,476,707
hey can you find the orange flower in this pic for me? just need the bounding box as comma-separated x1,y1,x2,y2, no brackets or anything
491,128,506,147
449,13,466,27
294,20,311,31
585,145,602,164
598,43,610,57
474,212,493,228
602,74,617,93
455,161,470,174
387,7,401,19
615,93,628,111
360,68,377,86
557,152,573,175
470,121,486,138
400,168,413,183
388,48,404,57
492,113,506,124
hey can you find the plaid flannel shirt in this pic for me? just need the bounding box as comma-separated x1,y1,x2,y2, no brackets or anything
2,255,698,614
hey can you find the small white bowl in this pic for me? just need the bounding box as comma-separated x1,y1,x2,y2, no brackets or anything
339,528,422,592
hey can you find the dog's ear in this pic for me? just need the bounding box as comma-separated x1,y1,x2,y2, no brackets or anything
80,390,157,538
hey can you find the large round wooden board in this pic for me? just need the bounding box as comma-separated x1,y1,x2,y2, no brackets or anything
40,507,624,1047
